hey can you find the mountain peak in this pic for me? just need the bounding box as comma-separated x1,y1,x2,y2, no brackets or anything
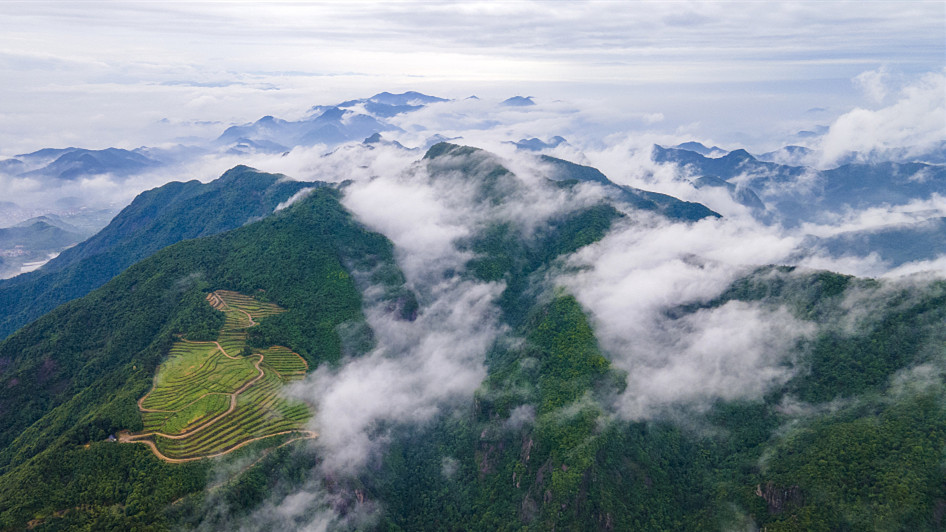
501,96,535,107
423,142,481,160
315,107,346,121
724,148,755,161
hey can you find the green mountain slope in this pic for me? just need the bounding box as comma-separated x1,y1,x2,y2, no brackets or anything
0,188,412,530
0,166,314,340
360,270,946,531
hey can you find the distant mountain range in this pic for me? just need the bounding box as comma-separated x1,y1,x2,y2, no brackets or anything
0,217,87,278
0,147,162,180
1,91,942,282
653,144,946,226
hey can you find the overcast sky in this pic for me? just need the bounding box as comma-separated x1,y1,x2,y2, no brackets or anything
1,1,944,155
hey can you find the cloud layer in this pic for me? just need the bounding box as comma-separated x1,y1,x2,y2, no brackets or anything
1,2,943,154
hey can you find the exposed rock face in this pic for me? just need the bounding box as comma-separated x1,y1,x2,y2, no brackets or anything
756,482,803,514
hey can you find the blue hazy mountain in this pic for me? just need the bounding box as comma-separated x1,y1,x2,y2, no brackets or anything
13,214,86,236
335,91,449,118
501,96,536,106
654,145,805,182
0,218,87,278
362,132,413,151
510,136,567,151
806,217,946,267
224,137,290,156
675,141,727,156
692,175,767,211
757,145,815,165
654,144,946,226
5,148,162,180
0,158,24,174
215,109,395,150
216,105,400,150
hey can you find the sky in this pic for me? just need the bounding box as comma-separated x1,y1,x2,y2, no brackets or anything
1,1,944,155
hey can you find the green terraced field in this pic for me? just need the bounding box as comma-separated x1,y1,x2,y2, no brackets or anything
128,290,312,460
261,346,309,377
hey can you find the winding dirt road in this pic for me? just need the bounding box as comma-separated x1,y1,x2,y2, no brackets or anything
119,430,318,463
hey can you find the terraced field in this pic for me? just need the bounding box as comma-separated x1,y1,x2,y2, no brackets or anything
122,290,315,461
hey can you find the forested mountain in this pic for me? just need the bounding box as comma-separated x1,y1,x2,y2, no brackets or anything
0,187,412,529
0,144,943,531
0,166,314,339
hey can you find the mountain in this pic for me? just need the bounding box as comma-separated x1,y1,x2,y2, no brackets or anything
0,214,98,277
756,145,815,166
501,96,536,106
0,219,83,250
0,219,87,278
0,188,413,530
675,141,726,156
336,91,449,118
0,166,314,340
13,214,86,235
510,136,567,151
367,267,946,531
654,144,946,226
362,132,412,151
225,137,290,156
654,145,805,183
807,217,946,267
365,91,448,106
538,154,720,221
0,143,943,531
692,174,767,210
216,109,397,150
218,91,447,151
6,147,163,180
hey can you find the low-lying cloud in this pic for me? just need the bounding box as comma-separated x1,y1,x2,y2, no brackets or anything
557,214,813,418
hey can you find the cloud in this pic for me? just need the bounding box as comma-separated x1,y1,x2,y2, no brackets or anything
195,474,381,532
1,2,942,156
881,255,946,279
853,66,890,104
283,143,605,477
291,279,503,474
798,194,946,238
557,214,810,419
619,301,815,417
820,70,946,166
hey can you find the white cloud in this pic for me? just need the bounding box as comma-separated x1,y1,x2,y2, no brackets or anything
798,193,946,238
820,70,946,166
881,255,946,279
284,143,606,475
557,214,810,419
853,66,890,104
